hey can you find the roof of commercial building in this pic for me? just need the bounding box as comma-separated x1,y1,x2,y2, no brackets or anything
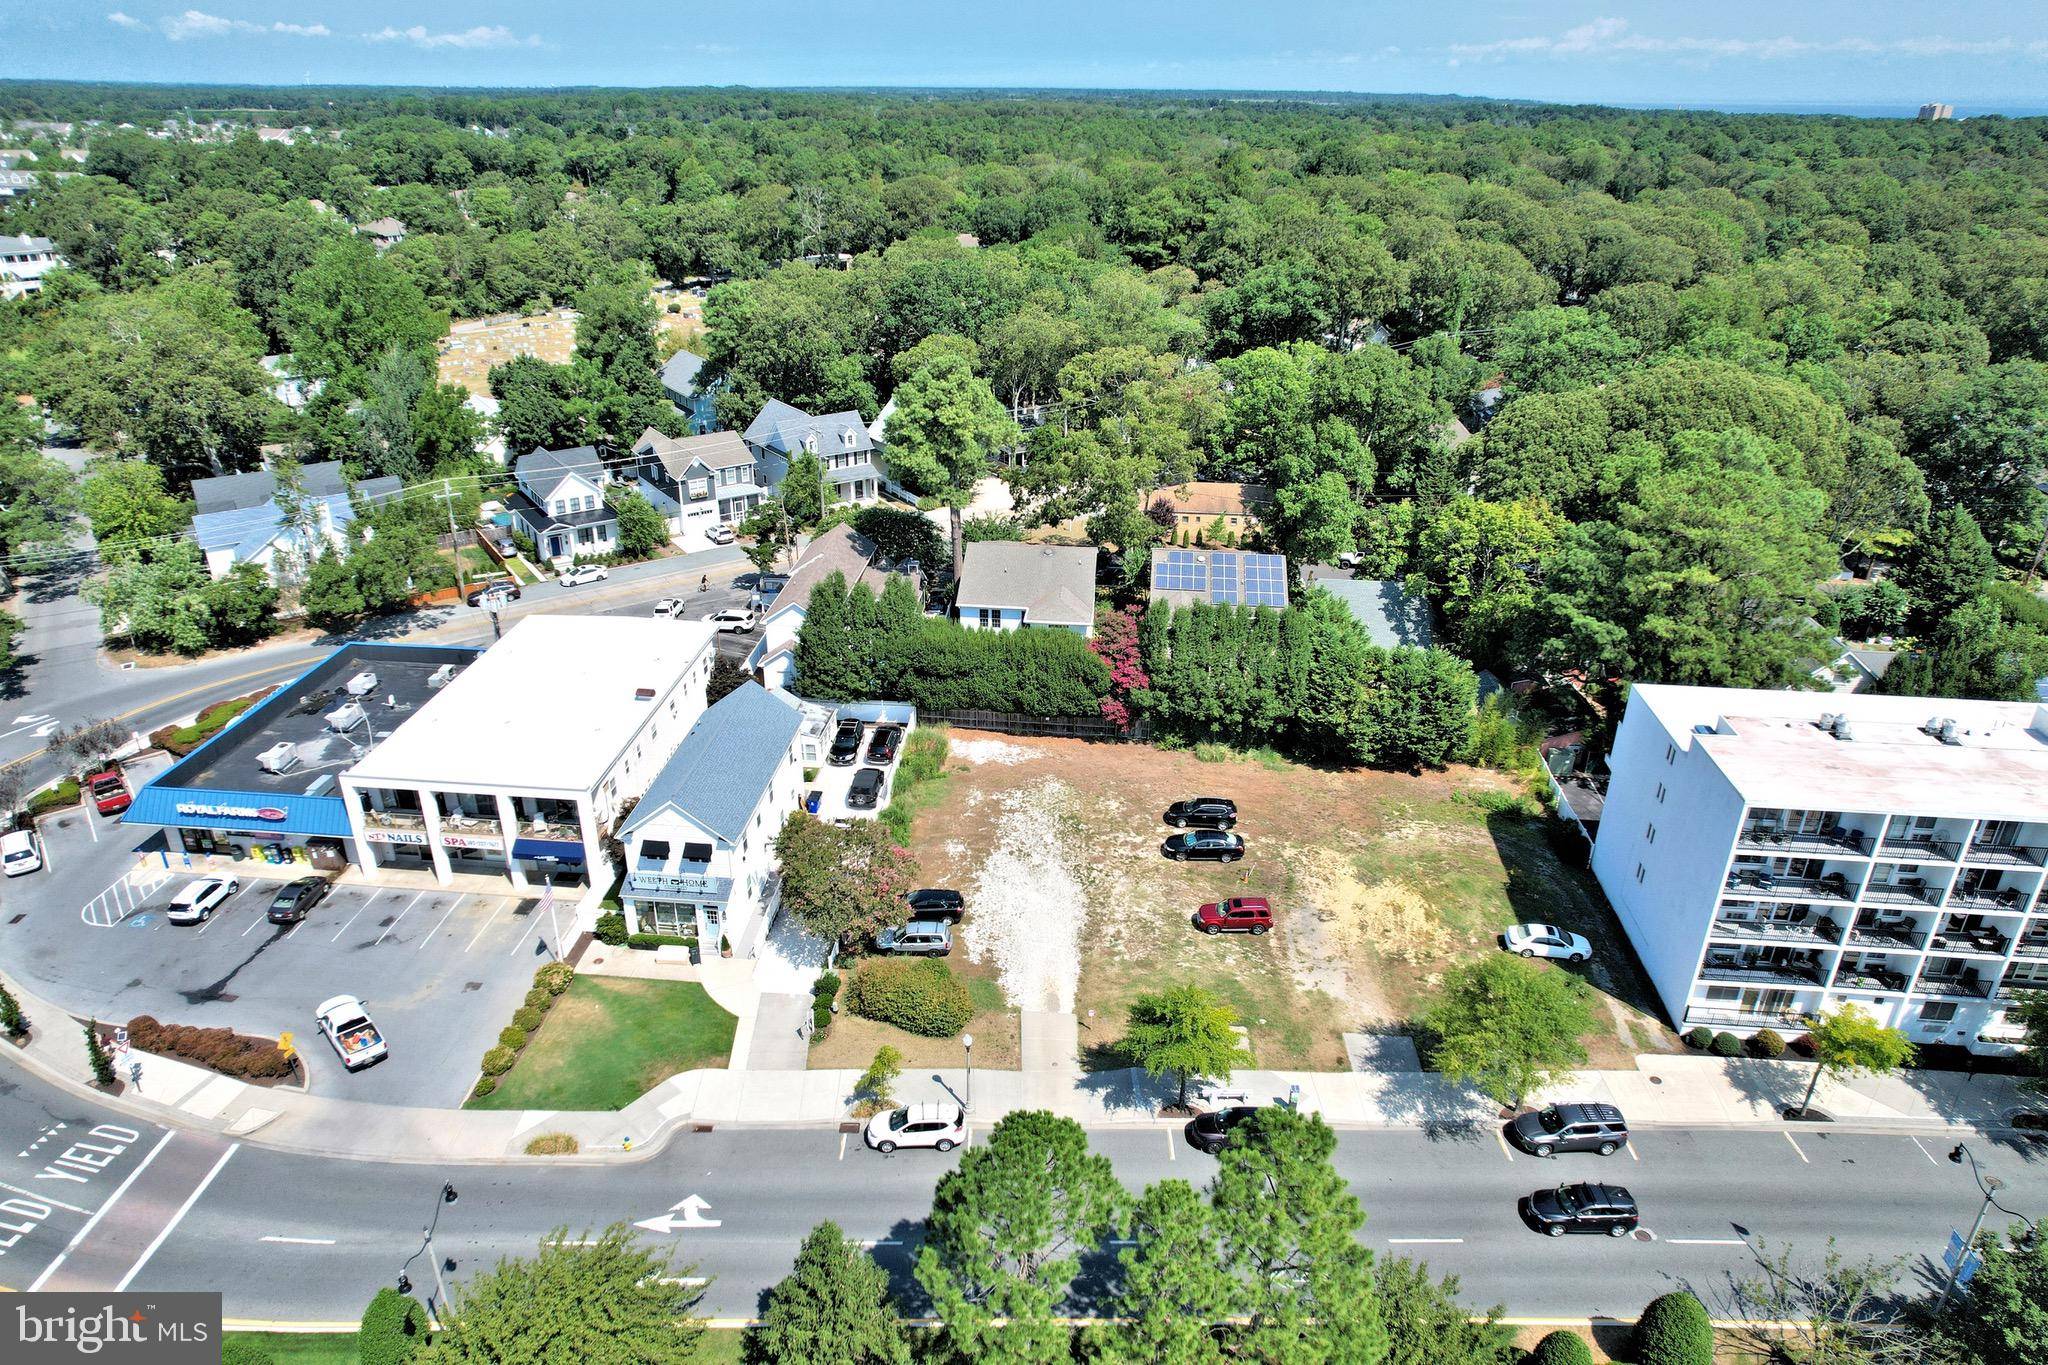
956,542,1097,626
1630,683,2048,820
621,682,803,842
1307,576,1436,650
346,615,716,794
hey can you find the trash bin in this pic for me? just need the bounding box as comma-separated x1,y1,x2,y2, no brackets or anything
805,790,822,814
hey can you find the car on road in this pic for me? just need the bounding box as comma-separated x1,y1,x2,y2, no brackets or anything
1162,829,1245,863
876,920,953,956
166,876,239,925
652,598,685,618
466,579,522,607
87,767,132,816
1164,797,1237,829
1,828,42,877
864,1101,966,1153
267,876,332,925
315,995,388,1071
707,608,757,633
706,523,735,545
866,724,904,764
1500,923,1591,962
1507,1102,1630,1157
1194,896,1272,935
907,888,966,921
559,564,609,587
828,718,864,765
1521,1182,1639,1237
847,767,885,809
1186,1105,1262,1154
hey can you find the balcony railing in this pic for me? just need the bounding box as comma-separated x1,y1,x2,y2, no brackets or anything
1710,916,1841,945
1700,960,1825,986
364,809,426,831
1723,873,1854,904
1916,972,1993,1000
1861,881,1941,908
1833,965,1911,992
1845,920,1924,948
1682,1006,1817,1030
1944,885,2030,912
1963,841,2048,869
1738,826,1867,856
1877,835,1962,862
2013,937,2048,960
1995,977,2048,1001
1929,927,2011,956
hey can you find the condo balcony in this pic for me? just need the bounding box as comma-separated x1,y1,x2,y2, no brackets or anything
1944,883,2032,913
1875,833,1962,862
2012,934,2048,960
1832,962,1912,993
1723,869,1855,904
1928,922,2012,956
1709,914,1841,946
1699,953,1826,986
1860,878,1943,908
1962,840,2048,869
1995,971,2048,1000
1736,822,1869,857
1844,914,1926,949
1916,969,1993,1000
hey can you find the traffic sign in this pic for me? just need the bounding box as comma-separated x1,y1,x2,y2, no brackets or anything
1945,1230,1983,1285
278,1030,297,1058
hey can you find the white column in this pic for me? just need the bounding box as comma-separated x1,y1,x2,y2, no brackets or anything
417,787,453,886
576,797,606,895
340,781,382,880
494,792,527,891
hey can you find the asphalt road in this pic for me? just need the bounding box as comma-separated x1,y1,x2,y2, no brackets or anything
1,1063,2041,1321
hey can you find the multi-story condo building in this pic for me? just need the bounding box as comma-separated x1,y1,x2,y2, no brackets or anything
1592,685,2048,1056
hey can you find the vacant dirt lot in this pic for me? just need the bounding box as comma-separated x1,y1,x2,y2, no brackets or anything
905,732,1674,1072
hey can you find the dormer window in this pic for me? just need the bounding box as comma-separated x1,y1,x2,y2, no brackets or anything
841,427,858,449
802,432,818,454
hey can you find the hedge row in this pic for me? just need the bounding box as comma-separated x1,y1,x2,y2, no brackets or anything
125,1014,293,1079
846,958,971,1037
470,963,571,1101
811,971,841,1039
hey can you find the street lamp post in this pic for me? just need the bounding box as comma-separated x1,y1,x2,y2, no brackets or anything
962,1031,973,1115
1936,1144,2040,1316
398,1182,460,1322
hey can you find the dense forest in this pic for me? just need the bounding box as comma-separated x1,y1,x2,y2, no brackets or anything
5,84,2048,695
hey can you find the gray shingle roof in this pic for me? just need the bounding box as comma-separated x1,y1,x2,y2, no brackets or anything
515,445,603,491
192,461,350,516
765,523,881,617
660,349,706,397
634,428,755,480
622,682,804,842
956,542,1098,627
742,398,872,457
1312,578,1436,650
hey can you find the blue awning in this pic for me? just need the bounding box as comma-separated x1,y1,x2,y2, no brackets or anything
512,837,585,864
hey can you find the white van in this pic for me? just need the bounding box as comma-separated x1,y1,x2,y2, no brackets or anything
2,829,43,877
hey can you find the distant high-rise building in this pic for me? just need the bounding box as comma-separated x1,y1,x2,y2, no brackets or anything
1919,102,1955,122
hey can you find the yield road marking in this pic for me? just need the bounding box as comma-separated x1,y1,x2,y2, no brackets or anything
259,1236,335,1245
635,1196,720,1233
1667,1237,1746,1246
1782,1132,1810,1163
374,891,429,947
0,1179,91,1216
29,1130,174,1291
115,1141,239,1291
417,895,466,950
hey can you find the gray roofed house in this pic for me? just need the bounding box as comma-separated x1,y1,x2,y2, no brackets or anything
747,523,916,689
189,461,399,583
742,398,886,508
632,426,769,534
510,445,619,563
1306,573,1437,650
955,542,1099,636
356,216,406,250
621,682,806,843
660,350,718,432
193,460,353,516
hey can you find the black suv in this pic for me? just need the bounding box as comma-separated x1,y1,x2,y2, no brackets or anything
907,888,966,921
828,719,864,766
1521,1183,1639,1237
267,876,330,924
1186,1105,1262,1154
1507,1102,1629,1157
465,579,522,607
1164,797,1237,829
847,767,885,809
867,725,905,764
1161,829,1245,863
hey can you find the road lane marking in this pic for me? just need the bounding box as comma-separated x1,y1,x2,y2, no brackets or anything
1911,1137,1939,1164
29,1130,174,1291
417,895,466,950
330,895,373,942
463,895,510,952
1783,1132,1809,1163
374,891,429,947
1387,1237,1464,1244
1166,1127,1175,1161
857,1239,902,1248
116,1142,239,1291
0,1179,90,1216
1494,1130,1515,1162
1667,1238,1746,1246
259,1235,336,1245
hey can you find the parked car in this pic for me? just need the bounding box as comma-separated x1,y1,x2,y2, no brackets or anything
652,598,685,618
1186,1105,1262,1154
1194,896,1272,935
847,767,886,809
466,579,522,608
267,876,331,925
866,724,904,764
1500,923,1591,962
876,920,953,956
907,888,966,921
864,1101,966,1153
1161,829,1245,863
87,767,132,816
315,995,387,1071
828,718,865,765
559,564,609,587
1507,1102,1630,1158
707,608,757,633
166,877,239,925
1,828,42,877
493,533,518,556
1164,797,1238,829
1521,1182,1639,1237
706,523,736,545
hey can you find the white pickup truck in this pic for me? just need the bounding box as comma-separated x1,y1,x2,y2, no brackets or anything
315,995,388,1071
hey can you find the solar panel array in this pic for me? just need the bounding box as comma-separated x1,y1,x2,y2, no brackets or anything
1152,549,1288,608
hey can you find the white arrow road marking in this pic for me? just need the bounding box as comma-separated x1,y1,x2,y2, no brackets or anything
12,714,51,724
634,1195,721,1233
33,723,59,738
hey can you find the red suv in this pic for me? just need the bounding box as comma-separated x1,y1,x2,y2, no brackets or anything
87,767,132,816
1194,896,1272,936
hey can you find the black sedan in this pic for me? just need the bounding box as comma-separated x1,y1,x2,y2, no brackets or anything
1164,796,1238,829
828,719,864,766
1161,829,1245,863
465,580,522,608
1186,1105,1261,1154
267,876,331,924
1521,1182,1639,1237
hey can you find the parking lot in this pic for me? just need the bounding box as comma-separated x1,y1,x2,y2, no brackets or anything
3,803,560,1107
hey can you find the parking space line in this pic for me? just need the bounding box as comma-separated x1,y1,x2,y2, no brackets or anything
1625,1139,1640,1162
1783,1132,1809,1163
259,1235,336,1246
329,894,374,942
1910,1136,1939,1164
194,894,242,936
241,900,272,936
463,896,510,952
1166,1126,1175,1161
1494,1130,1515,1162
374,891,429,947
416,895,467,951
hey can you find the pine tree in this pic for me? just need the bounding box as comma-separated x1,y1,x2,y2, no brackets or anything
85,1018,115,1085
749,1221,908,1365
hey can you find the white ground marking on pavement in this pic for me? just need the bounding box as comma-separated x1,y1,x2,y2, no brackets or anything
241,901,272,936
83,800,98,844
329,895,373,942
417,895,467,950
1494,1130,1516,1162
259,1236,336,1245
0,1178,91,1216
374,891,429,947
463,894,510,951
29,1130,175,1291
116,1142,239,1291
1783,1132,1810,1163
1166,1127,1175,1161
1387,1237,1464,1244
857,1240,902,1248
1911,1137,1939,1164
1667,1238,1746,1246
1625,1139,1640,1162
837,1133,847,1161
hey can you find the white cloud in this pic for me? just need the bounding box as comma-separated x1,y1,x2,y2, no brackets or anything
151,10,329,40
107,11,146,28
1452,17,2022,64
364,24,539,50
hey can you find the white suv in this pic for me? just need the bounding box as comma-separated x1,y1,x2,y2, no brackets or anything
864,1102,966,1154
166,877,240,925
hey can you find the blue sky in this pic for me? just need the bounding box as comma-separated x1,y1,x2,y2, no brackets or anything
5,2,2044,110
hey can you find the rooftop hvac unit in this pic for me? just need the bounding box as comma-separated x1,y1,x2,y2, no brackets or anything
428,663,459,689
325,701,367,733
1833,718,1854,742
1938,718,1961,745
1819,712,1842,733
345,670,379,697
257,741,300,774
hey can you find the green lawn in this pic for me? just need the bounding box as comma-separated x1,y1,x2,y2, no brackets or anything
225,1332,357,1364
467,978,736,1111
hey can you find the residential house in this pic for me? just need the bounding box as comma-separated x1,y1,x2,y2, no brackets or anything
743,398,886,507
1148,547,1290,610
1301,569,1436,650
660,350,717,433
617,682,807,957
632,427,765,542
260,355,322,412
508,446,617,564
1808,641,1900,695
1147,481,1272,543
356,217,407,251
190,461,401,582
747,523,902,690
0,234,63,299
955,542,1098,636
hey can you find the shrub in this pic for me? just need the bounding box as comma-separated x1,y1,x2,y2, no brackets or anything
523,987,552,1012
1634,1291,1714,1365
812,971,841,1004
26,778,79,816
535,963,573,994
0,981,27,1038
125,1015,293,1079
481,1046,516,1076
593,912,627,946
498,1025,529,1051
150,692,269,757
471,1075,497,1099
358,1286,428,1365
1526,1330,1593,1365
524,1132,580,1155
1710,1031,1744,1058
221,1337,278,1365
812,1000,833,1039
626,932,694,951
1747,1027,1787,1059
512,1006,545,1032
846,958,973,1037
86,1019,116,1085
1683,1026,1713,1050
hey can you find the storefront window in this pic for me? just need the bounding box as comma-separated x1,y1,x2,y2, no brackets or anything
652,903,694,934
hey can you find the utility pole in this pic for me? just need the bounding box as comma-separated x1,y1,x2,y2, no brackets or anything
442,479,467,602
